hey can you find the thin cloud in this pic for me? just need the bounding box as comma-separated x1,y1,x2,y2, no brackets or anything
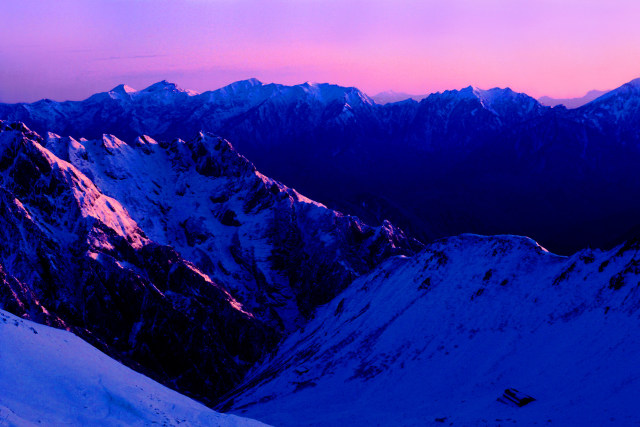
93,54,169,62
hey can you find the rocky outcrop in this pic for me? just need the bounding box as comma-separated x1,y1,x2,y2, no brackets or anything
43,128,421,330
0,121,419,404
0,122,275,404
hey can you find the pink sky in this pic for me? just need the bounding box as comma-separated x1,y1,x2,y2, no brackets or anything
2,0,640,102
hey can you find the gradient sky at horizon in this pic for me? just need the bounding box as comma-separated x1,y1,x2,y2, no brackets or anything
2,0,640,102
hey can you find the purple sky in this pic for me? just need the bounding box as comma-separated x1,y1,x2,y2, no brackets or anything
2,0,640,102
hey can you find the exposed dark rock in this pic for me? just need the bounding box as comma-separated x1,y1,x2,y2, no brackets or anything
497,388,536,407
0,121,419,406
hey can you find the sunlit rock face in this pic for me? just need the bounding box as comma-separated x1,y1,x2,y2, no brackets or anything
0,120,419,404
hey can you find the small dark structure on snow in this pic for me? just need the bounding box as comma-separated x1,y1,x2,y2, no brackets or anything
497,388,536,407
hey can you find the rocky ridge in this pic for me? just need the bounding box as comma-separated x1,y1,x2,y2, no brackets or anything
0,120,419,404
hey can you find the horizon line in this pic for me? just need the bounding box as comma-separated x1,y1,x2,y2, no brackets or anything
1,76,632,105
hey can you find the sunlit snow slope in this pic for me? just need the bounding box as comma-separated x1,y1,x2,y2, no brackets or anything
0,309,269,427
225,235,640,426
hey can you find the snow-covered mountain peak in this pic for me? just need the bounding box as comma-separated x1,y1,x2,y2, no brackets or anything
470,86,532,105
424,86,484,106
457,85,478,97
101,134,128,151
85,81,199,102
236,77,263,88
45,132,84,161
140,80,197,95
133,134,158,148
345,87,374,106
110,83,137,95
0,121,147,248
201,79,275,107
246,77,262,85
422,85,543,123
435,85,534,105
99,84,139,101
212,78,265,95
294,82,374,106
473,86,514,100
142,79,177,91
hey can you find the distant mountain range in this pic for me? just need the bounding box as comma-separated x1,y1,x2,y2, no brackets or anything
2,78,640,255
370,90,428,104
372,88,609,108
538,89,609,108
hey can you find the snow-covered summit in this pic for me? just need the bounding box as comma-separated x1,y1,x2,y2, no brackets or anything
472,86,517,105
0,121,147,248
288,82,374,107
216,78,264,92
104,84,138,101
96,81,201,101
232,77,264,88
140,79,198,95
474,86,543,119
424,85,544,121
204,78,273,105
110,83,137,94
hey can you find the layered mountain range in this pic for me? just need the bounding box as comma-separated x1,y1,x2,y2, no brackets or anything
538,89,608,109
3,78,640,253
1,77,640,424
